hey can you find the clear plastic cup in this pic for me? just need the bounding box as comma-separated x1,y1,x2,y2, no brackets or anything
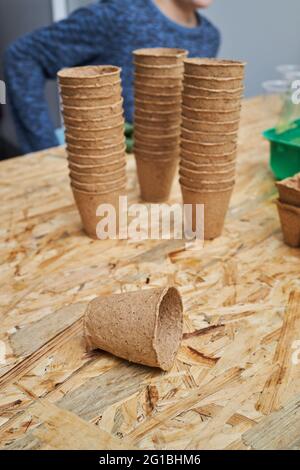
262,80,298,130
262,80,289,94
276,64,300,78
285,71,300,82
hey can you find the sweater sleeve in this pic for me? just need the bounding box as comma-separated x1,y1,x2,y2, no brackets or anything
4,3,113,154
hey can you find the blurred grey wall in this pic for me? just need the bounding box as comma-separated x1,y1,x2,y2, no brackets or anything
206,0,300,97
0,0,59,150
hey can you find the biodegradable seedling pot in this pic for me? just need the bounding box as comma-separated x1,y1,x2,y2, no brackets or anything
72,175,127,193
63,112,124,130
182,105,241,123
182,94,242,111
67,140,126,157
180,158,236,172
68,152,125,167
66,131,125,149
134,129,180,144
135,98,181,112
137,125,180,140
61,93,122,108
84,286,183,370
134,147,180,161
72,186,125,239
133,48,187,66
183,84,244,99
135,106,181,116
134,63,184,78
181,138,237,155
134,108,181,123
135,90,182,103
135,156,178,202
134,62,184,71
134,138,180,152
181,148,237,165
183,75,244,91
182,117,240,133
65,123,125,140
183,59,246,79
59,82,121,98
69,159,126,174
276,173,300,207
179,175,234,191
134,118,180,134
58,65,121,87
181,183,234,239
179,165,236,181
181,127,238,145
276,200,300,247
70,166,126,184
62,99,124,120
134,73,183,87
135,155,176,164
134,81,182,95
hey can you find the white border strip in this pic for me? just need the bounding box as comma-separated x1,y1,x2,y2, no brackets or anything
51,0,68,21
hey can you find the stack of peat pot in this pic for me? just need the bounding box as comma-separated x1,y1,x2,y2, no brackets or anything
180,59,246,239
133,48,187,202
58,66,127,239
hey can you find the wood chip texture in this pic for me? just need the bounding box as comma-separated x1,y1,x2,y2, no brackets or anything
0,97,300,450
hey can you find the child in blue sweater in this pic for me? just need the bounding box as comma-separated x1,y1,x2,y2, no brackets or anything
4,0,220,154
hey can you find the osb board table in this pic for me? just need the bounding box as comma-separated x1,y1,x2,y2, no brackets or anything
0,96,300,451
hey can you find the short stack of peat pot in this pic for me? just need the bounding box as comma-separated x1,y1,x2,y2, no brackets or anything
133,48,187,202
180,58,246,239
58,66,127,239
276,173,300,247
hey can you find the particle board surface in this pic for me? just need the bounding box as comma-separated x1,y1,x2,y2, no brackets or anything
0,97,299,450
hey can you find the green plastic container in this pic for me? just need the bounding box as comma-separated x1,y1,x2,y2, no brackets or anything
263,120,300,180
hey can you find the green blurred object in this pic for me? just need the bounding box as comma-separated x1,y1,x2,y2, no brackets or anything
126,137,134,153
125,122,134,137
125,122,134,153
263,119,300,180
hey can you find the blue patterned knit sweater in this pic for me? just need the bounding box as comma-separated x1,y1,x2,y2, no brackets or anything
4,0,220,154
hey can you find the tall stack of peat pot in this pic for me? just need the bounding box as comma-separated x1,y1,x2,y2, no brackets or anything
133,48,187,202
180,59,245,239
58,66,127,239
